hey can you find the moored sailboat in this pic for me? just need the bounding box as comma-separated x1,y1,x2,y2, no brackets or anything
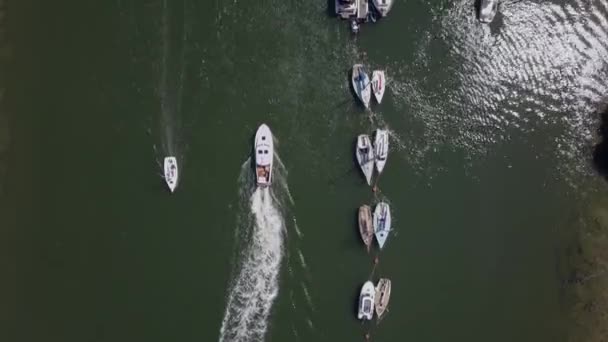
359,205,373,252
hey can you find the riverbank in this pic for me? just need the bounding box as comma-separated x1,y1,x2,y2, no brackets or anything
564,107,608,341
563,192,608,342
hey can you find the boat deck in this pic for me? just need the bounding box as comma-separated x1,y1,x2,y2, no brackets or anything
357,0,368,20
336,0,368,22
335,0,357,19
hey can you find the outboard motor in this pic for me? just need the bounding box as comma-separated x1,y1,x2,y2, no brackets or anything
350,20,359,34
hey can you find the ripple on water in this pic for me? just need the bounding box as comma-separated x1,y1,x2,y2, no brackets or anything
391,0,608,183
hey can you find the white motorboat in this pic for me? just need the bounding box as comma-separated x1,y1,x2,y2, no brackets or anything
335,0,357,19
373,202,391,249
357,281,375,320
371,70,386,104
254,124,274,187
351,64,371,109
164,156,178,193
356,134,375,185
374,129,389,174
359,205,373,252
371,0,394,17
374,278,392,318
479,0,498,23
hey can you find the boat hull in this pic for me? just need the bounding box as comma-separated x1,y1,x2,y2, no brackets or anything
335,0,357,19
356,134,375,185
479,0,498,23
351,64,371,108
358,281,376,320
374,129,389,173
164,156,178,192
371,0,394,17
358,205,373,251
371,70,386,104
254,124,274,187
373,202,391,249
375,278,392,318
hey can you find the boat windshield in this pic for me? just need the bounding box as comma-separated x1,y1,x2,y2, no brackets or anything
363,298,372,313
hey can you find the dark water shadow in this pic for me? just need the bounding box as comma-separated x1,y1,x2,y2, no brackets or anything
474,0,481,20
327,0,335,17
352,284,361,319
353,206,364,250
593,108,608,179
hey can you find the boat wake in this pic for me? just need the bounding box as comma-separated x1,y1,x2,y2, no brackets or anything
218,161,286,342
158,0,187,159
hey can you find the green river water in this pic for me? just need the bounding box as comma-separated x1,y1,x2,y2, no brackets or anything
2,0,608,341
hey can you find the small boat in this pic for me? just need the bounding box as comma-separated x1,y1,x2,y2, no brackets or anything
371,0,394,17
164,156,178,192
357,281,375,320
374,129,389,174
254,124,274,187
335,0,357,19
356,134,375,185
373,202,391,249
374,278,392,318
479,0,498,23
371,70,386,104
358,205,373,252
351,64,371,109
350,19,360,34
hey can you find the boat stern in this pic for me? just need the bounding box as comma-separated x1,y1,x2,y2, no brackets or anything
163,156,179,193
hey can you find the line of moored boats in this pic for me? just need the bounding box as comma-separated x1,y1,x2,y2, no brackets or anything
336,0,499,34
351,63,393,324
336,0,395,33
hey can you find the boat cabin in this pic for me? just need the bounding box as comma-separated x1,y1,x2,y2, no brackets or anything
336,0,357,19
360,295,373,317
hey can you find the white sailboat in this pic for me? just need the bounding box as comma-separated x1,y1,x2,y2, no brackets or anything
254,124,274,187
357,281,376,320
374,129,389,174
351,64,371,109
164,156,178,193
373,202,391,249
371,0,394,17
356,134,375,185
371,70,386,104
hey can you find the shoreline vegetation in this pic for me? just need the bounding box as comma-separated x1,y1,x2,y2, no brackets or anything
565,107,608,342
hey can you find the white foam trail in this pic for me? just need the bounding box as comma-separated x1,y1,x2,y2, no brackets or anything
218,187,285,342
292,217,303,238
297,249,307,268
158,0,187,157
159,0,174,155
